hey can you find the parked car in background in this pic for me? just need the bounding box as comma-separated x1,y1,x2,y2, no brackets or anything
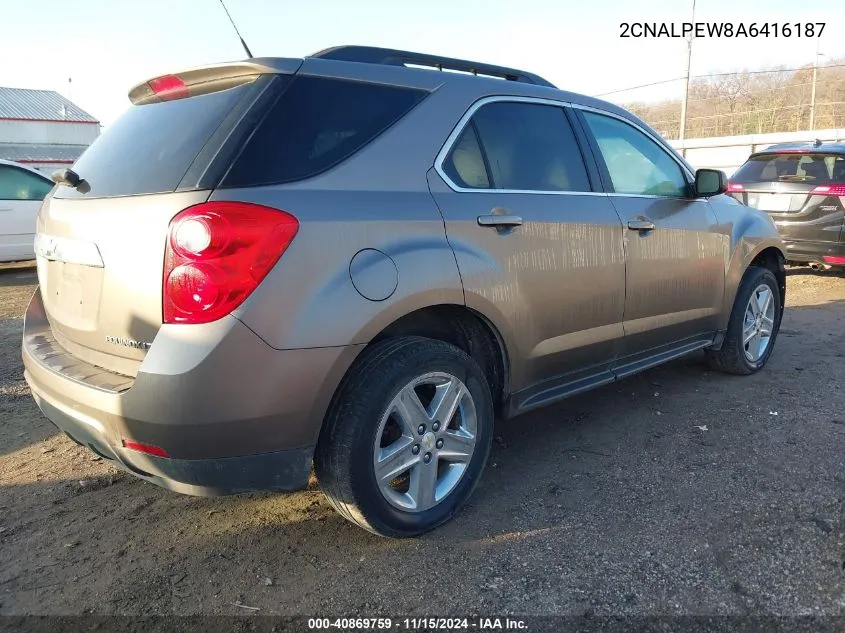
23,46,785,537
728,141,845,270
0,159,54,262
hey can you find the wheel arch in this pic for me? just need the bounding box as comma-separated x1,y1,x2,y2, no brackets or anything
369,304,510,415
720,209,786,331
319,302,512,431
748,245,786,310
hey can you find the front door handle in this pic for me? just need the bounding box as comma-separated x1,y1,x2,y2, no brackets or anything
627,219,655,231
478,209,523,228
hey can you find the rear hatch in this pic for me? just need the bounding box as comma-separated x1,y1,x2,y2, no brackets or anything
36,61,299,376
727,150,845,247
728,150,845,214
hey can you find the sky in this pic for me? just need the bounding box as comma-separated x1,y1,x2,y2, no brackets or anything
0,0,843,127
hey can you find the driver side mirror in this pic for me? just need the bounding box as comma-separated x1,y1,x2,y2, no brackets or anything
694,169,728,197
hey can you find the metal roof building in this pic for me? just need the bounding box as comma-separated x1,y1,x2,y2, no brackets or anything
0,87,100,173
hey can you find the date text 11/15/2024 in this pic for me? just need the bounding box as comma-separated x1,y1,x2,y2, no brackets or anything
307,617,529,630
621,22,825,38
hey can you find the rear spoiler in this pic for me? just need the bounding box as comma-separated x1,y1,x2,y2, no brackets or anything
128,57,303,105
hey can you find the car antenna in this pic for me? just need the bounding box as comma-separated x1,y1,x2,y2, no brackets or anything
217,0,254,58
814,138,823,147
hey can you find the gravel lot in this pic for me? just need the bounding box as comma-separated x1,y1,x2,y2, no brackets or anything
1,262,844,617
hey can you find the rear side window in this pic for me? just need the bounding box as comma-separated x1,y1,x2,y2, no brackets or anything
442,125,490,189
222,77,429,187
54,79,261,199
732,153,845,184
442,101,591,192
0,165,53,200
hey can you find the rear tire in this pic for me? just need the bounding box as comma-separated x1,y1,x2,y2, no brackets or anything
315,336,493,537
706,266,782,375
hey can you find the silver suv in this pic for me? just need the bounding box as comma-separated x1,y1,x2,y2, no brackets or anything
23,46,786,537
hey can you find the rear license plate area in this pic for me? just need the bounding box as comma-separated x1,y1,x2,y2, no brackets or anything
755,194,793,212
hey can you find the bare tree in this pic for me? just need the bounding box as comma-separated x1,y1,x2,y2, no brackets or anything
621,58,845,139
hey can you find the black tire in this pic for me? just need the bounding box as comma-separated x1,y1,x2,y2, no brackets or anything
314,336,494,537
705,266,782,375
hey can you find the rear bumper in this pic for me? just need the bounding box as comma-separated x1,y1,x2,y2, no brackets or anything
781,238,845,264
31,391,313,496
22,287,363,496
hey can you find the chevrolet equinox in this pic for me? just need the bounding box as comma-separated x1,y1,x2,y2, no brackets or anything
23,46,786,537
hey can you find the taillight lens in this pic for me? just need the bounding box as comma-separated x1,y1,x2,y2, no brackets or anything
163,201,299,325
811,184,845,196
727,182,744,192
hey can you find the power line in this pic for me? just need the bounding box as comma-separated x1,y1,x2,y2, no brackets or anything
697,63,845,79
595,77,684,97
596,62,845,98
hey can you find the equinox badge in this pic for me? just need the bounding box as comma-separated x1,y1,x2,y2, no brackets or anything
106,336,151,350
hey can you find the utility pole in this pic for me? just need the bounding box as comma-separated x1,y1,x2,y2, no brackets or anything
678,0,696,145
809,39,823,131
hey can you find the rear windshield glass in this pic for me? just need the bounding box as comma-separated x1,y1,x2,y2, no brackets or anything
53,80,258,199
221,76,429,188
732,152,845,185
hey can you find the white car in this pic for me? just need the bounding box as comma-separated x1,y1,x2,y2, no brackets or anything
0,159,54,262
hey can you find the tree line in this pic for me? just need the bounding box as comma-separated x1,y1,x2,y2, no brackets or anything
623,57,845,140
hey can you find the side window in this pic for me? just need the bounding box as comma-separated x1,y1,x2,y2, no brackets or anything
0,165,54,201
582,112,688,197
443,101,591,192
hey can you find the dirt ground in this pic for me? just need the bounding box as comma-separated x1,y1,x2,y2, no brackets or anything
1,262,844,617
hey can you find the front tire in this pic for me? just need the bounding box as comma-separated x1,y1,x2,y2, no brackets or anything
706,266,782,375
315,336,494,537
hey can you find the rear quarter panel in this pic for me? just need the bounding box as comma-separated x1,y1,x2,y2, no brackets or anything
220,188,465,349
707,193,785,328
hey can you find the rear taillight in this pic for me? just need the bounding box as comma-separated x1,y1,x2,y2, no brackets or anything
811,184,845,196
163,201,299,325
727,182,744,192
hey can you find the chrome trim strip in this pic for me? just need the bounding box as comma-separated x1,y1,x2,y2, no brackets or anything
34,233,104,268
606,193,708,202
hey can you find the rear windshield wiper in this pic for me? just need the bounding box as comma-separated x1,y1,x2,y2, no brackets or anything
51,168,90,193
777,175,815,182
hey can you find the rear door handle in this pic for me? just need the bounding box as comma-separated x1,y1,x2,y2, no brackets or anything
477,214,523,228
627,219,655,231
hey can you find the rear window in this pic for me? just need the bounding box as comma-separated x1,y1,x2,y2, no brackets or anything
732,152,845,185
54,78,262,199
220,76,429,188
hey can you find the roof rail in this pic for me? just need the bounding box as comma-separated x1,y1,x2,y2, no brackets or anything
308,45,557,89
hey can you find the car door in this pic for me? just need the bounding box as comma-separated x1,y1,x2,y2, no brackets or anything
427,98,627,413
0,164,53,262
575,108,726,377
